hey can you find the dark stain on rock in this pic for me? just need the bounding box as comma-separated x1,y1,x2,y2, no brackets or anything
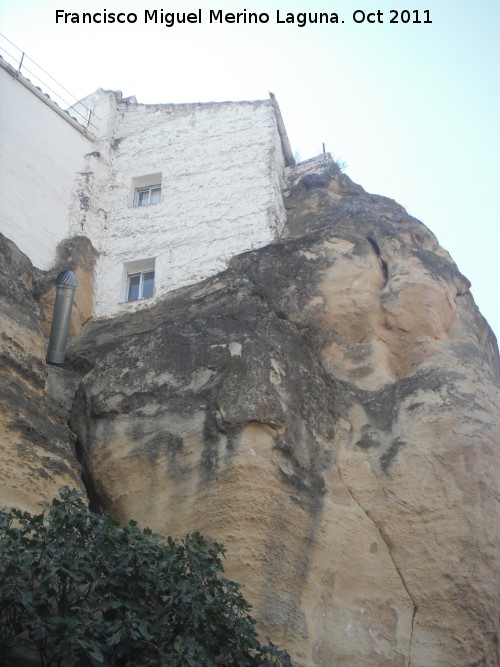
277,464,325,517
380,437,408,472
198,412,222,486
367,236,388,285
356,433,382,449
140,431,184,465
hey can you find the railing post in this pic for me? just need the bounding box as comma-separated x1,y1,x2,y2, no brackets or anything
17,51,24,75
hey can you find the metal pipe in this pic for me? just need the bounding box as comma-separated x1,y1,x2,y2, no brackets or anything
46,270,78,365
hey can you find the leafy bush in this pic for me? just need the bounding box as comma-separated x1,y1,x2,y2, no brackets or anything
0,489,292,666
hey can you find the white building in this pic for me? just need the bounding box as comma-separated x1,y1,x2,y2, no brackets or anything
0,56,330,318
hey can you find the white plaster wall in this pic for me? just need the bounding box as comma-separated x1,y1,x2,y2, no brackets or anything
285,153,335,189
66,91,120,243
90,97,287,317
0,64,93,269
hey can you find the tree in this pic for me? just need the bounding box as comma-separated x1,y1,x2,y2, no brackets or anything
0,489,293,666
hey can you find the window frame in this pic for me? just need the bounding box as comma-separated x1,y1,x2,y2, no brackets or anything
133,184,161,207
126,269,155,302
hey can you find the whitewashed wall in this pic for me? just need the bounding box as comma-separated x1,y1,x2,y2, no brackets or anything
78,93,287,317
0,63,93,269
1,72,289,318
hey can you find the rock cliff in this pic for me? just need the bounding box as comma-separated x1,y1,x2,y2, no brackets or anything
1,164,499,666
0,235,86,512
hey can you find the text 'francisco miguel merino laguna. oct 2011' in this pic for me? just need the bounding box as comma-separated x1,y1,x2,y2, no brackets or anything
55,8,433,27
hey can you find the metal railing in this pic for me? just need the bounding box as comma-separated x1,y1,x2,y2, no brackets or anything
0,33,99,134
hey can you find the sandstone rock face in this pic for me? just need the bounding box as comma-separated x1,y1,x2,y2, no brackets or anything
66,165,500,666
34,235,99,337
0,234,84,513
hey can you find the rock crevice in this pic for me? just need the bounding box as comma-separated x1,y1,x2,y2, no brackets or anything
336,458,416,666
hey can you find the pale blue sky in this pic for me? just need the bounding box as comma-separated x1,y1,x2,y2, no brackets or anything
2,0,499,340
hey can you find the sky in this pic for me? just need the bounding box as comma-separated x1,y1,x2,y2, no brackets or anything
1,0,499,340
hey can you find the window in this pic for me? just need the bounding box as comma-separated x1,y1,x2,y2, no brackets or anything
127,270,155,301
134,184,161,207
122,257,156,304
129,173,162,207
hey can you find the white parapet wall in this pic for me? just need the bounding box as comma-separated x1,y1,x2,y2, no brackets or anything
0,60,94,269
73,91,288,318
285,152,336,189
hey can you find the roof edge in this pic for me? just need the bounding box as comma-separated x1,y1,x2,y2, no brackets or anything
269,92,295,167
0,57,95,140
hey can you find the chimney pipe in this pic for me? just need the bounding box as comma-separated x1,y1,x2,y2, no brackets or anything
46,270,78,365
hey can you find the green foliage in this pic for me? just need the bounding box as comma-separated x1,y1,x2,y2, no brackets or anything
332,155,348,172
0,489,293,667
